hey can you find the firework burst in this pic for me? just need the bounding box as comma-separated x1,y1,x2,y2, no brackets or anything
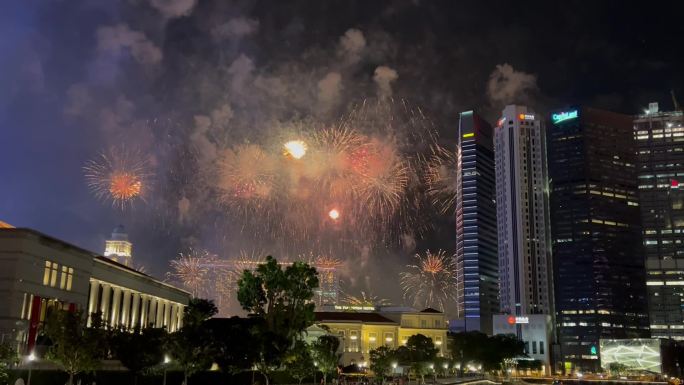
83,146,152,209
167,249,212,297
400,250,457,311
341,290,391,307
354,141,409,221
424,144,458,215
217,144,278,202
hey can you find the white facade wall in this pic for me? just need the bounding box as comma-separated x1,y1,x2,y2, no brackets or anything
0,228,190,353
494,105,554,316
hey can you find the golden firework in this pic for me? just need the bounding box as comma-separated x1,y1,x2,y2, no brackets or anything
400,250,457,311
341,290,390,307
424,144,458,215
284,140,307,159
217,144,277,202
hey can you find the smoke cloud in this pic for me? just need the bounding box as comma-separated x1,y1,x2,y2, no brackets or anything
212,17,260,41
486,63,537,105
317,71,343,109
148,0,197,18
96,24,162,65
338,28,366,65
373,65,398,98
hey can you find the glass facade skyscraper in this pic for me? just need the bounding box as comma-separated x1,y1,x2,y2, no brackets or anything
549,107,649,373
454,110,498,334
634,102,684,339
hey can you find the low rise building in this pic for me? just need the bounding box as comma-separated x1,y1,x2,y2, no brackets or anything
309,306,448,366
493,314,554,374
0,226,190,353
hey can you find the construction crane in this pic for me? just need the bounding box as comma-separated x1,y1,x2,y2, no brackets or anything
672,89,681,111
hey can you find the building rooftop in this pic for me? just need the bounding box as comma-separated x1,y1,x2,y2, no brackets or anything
0,227,189,296
420,308,442,313
315,311,396,324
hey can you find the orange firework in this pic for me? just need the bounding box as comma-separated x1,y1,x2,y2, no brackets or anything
353,140,409,220
109,172,142,200
83,146,152,209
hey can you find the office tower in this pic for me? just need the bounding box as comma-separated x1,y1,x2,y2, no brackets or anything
549,107,649,373
493,105,555,373
494,105,554,317
454,110,498,334
104,225,133,266
634,102,684,339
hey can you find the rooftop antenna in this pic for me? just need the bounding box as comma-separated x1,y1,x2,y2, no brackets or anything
671,89,681,111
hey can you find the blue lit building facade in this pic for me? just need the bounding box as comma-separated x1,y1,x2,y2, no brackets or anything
455,110,499,334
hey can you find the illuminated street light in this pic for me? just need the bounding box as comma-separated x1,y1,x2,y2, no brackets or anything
163,355,171,385
27,352,36,385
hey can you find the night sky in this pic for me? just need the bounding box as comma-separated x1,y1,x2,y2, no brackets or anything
2,0,683,309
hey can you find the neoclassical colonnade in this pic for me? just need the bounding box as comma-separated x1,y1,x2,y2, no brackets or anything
86,280,184,331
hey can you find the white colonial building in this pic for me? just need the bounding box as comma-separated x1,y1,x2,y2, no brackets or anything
0,224,190,353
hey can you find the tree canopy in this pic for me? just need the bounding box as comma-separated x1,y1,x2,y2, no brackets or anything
448,332,525,373
369,346,395,379
237,256,319,385
311,335,340,385
42,309,104,385
111,326,167,385
166,298,218,385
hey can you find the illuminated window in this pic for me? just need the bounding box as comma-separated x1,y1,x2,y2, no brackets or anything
349,331,359,352
60,266,74,291
384,332,394,345
44,261,59,287
43,261,51,285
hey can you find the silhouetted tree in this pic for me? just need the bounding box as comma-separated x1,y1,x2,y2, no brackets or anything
167,298,217,385
237,256,319,385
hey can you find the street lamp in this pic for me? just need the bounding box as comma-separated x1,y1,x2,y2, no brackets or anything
163,355,171,385
27,352,36,385
313,361,318,385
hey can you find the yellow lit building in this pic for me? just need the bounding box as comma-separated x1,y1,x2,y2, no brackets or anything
103,225,133,267
309,307,448,365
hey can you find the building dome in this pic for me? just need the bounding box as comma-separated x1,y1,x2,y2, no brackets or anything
111,225,128,241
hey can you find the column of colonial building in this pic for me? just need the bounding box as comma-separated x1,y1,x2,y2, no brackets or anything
86,280,184,331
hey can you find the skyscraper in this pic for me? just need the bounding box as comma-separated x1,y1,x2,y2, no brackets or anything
549,107,649,373
104,225,133,267
634,102,684,339
494,105,554,317
454,110,498,334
